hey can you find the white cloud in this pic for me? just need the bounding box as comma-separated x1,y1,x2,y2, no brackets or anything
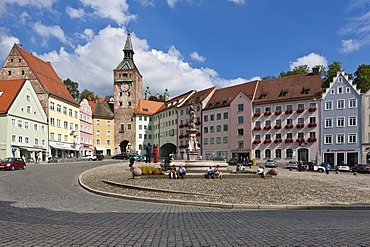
0,33,19,61
167,0,178,8
136,0,154,6
228,0,246,5
190,51,206,62
36,26,246,98
340,39,362,53
33,22,72,47
289,53,328,70
79,0,136,25
0,0,57,14
66,5,85,19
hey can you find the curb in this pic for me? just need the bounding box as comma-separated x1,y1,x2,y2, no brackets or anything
78,170,370,210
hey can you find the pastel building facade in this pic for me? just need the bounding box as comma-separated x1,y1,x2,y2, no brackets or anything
252,72,322,164
79,99,93,156
0,79,48,160
321,70,362,166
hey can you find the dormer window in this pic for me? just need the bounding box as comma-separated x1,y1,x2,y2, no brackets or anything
0,91,3,97
259,93,267,99
301,87,310,94
143,108,148,112
279,90,287,97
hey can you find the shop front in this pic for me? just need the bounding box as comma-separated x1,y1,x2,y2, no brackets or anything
12,145,47,162
323,148,361,167
49,141,79,159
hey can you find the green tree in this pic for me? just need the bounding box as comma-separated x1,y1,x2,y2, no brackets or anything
322,61,342,89
63,78,79,100
279,65,310,77
353,64,370,93
79,89,99,101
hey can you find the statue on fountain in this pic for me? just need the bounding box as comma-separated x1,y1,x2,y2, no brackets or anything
186,103,199,160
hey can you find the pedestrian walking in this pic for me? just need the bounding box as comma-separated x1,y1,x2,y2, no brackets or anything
325,163,331,175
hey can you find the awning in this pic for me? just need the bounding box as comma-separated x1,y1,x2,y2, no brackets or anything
15,146,45,152
49,144,79,151
95,146,106,151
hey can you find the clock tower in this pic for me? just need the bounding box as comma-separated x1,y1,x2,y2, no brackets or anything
113,30,142,154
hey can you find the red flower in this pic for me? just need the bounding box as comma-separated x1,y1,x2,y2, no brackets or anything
285,109,293,114
308,107,317,112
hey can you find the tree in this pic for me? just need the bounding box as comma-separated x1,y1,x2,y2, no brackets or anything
353,64,370,93
79,89,99,101
279,65,310,77
321,61,342,89
63,78,79,100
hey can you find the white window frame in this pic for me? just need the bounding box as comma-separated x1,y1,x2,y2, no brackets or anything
348,98,357,108
348,116,357,126
337,117,345,128
337,99,345,109
336,134,345,144
325,101,333,110
324,118,333,128
337,86,343,94
348,133,357,144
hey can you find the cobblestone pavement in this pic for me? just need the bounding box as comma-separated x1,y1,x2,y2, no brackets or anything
0,161,370,246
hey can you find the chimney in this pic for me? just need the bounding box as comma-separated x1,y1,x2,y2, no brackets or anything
312,67,319,75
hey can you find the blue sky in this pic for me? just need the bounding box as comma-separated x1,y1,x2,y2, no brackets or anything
0,0,369,98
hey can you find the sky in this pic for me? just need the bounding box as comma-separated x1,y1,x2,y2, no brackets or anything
1,0,370,98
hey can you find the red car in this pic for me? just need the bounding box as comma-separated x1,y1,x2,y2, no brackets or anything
0,157,26,170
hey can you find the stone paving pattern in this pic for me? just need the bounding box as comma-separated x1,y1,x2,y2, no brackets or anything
81,163,370,206
0,160,369,246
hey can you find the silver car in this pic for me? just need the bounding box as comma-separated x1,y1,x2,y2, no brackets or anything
287,161,297,169
265,159,277,168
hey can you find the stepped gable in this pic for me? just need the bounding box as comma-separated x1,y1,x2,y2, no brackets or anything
0,79,25,114
157,90,195,113
182,86,216,106
135,100,164,115
15,45,76,104
204,80,258,110
254,73,322,105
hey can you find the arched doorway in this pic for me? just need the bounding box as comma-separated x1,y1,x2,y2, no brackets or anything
160,143,177,159
119,140,130,154
297,148,309,162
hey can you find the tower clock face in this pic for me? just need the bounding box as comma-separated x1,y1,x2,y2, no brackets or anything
121,83,130,92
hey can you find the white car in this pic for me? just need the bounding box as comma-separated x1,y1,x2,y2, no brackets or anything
313,164,326,173
265,159,277,168
286,161,297,169
336,164,351,172
81,154,97,161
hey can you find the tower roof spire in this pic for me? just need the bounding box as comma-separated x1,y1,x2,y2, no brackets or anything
123,28,133,52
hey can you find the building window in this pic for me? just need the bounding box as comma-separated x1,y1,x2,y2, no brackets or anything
64,121,68,129
64,135,68,142
255,150,261,159
286,149,293,158
216,137,221,144
348,116,357,126
139,134,142,139
24,121,29,129
69,109,73,116
238,141,244,148
237,104,244,112
325,101,333,110
18,136,23,143
96,139,100,145
210,138,215,144
204,115,208,122
223,136,228,144
107,140,111,145
25,137,29,144
12,135,16,142
107,121,111,127
237,116,244,124
18,120,23,128
223,124,228,131
255,108,261,114
34,124,38,131
337,100,345,109
275,149,281,159
265,149,271,159
337,117,345,127
210,114,215,121
297,103,304,110
107,131,111,137
50,132,55,141
336,134,345,144
275,105,282,112
210,126,215,133
58,134,62,142
12,119,16,127
56,104,61,112
348,134,357,143
349,99,357,108
223,112,229,119
27,106,31,113
204,138,208,145
57,119,61,128
216,125,221,132
286,104,293,111
238,128,244,136
96,130,100,136
204,127,208,133
216,113,221,120
325,118,333,128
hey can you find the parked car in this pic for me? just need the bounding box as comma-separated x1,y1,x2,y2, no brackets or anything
313,163,326,173
80,154,97,161
0,157,26,170
112,153,129,160
286,161,297,169
227,159,238,166
96,154,104,161
265,159,277,168
336,164,351,172
352,164,370,174
243,159,252,167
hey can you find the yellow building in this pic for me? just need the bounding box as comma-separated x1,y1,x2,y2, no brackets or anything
89,99,115,157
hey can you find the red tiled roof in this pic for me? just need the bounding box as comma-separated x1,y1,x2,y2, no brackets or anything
157,90,195,112
205,80,258,109
88,101,96,114
0,79,25,114
253,73,322,104
183,86,216,106
15,45,77,104
135,100,165,115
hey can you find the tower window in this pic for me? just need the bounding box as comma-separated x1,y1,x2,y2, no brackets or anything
119,102,122,106
8,71,11,76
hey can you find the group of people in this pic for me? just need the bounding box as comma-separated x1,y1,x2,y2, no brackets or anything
206,165,223,179
236,164,246,172
168,164,186,179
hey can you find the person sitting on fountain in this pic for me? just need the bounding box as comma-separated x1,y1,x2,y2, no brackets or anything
169,164,178,179
214,165,223,179
176,165,186,179
207,166,215,179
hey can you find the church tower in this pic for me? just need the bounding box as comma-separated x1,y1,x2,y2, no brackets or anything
113,30,142,154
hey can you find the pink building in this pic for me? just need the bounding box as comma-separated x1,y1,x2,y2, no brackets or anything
79,99,93,156
202,81,258,162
